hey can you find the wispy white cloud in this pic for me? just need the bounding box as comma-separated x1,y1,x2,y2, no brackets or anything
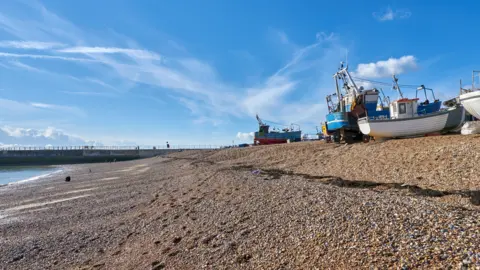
0,98,37,114
240,31,339,125
236,132,254,142
0,52,99,62
30,102,86,117
354,55,417,78
0,98,86,119
84,77,116,90
0,40,65,49
193,116,223,126
242,77,297,116
0,1,342,132
373,7,411,21
8,60,44,72
0,125,101,147
58,46,161,60
30,102,54,109
61,91,116,97
0,2,238,123
6,60,117,93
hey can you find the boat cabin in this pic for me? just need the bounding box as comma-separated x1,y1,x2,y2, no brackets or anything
390,98,419,119
258,124,270,135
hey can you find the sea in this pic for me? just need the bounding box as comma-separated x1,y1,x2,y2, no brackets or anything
0,166,62,185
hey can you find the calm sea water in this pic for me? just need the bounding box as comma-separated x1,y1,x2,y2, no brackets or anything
0,166,62,185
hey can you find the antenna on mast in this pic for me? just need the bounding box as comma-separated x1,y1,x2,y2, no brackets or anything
460,79,462,95
345,49,348,68
473,71,475,91
392,74,404,98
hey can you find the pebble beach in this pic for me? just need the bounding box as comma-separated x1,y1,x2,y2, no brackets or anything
1,135,479,269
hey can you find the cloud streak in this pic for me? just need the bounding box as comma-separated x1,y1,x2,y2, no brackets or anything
0,52,99,62
61,91,116,97
373,7,411,21
0,40,65,49
58,46,161,60
30,102,86,117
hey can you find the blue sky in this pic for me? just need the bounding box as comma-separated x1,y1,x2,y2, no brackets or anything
0,0,478,146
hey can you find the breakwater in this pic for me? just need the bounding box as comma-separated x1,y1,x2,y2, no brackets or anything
0,147,216,166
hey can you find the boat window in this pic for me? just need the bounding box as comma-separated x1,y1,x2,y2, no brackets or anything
399,103,406,114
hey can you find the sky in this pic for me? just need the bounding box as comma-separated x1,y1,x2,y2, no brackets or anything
0,0,479,147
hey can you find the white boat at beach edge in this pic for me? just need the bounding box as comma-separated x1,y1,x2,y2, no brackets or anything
358,106,465,138
459,91,480,119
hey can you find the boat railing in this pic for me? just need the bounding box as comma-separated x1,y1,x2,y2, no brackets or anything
368,115,391,121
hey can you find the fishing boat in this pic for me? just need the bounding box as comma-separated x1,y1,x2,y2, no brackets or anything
459,70,480,119
392,75,442,115
322,63,390,143
253,114,301,145
358,98,464,139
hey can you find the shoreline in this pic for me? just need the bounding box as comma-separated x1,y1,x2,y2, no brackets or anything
0,165,67,186
9,168,65,185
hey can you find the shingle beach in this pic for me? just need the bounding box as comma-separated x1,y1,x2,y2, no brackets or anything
1,136,479,269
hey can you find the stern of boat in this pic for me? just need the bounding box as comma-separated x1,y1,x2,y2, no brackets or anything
357,117,371,135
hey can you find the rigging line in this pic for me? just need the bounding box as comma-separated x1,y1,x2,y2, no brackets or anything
263,120,290,127
350,76,424,89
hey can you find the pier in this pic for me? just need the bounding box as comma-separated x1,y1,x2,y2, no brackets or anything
0,145,222,166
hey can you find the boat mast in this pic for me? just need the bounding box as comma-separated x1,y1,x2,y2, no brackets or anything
333,75,343,112
339,63,359,97
392,74,404,98
473,70,480,91
256,114,266,126
344,68,359,95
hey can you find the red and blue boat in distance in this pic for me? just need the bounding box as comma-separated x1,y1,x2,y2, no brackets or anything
253,114,302,145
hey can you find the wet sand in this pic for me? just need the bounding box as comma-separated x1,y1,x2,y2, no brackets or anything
1,136,479,269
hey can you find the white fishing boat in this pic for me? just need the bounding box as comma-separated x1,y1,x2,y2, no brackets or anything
459,91,480,119
459,71,480,119
358,98,465,139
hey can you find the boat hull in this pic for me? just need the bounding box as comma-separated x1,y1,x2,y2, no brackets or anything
325,112,357,131
254,131,301,145
459,91,480,119
358,106,465,138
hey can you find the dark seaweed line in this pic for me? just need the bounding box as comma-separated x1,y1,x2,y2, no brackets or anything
230,165,480,206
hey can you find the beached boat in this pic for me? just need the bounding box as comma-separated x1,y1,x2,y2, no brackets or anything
253,114,301,145
459,91,480,119
459,71,480,119
322,67,442,143
358,98,464,139
392,75,442,115
322,63,389,142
